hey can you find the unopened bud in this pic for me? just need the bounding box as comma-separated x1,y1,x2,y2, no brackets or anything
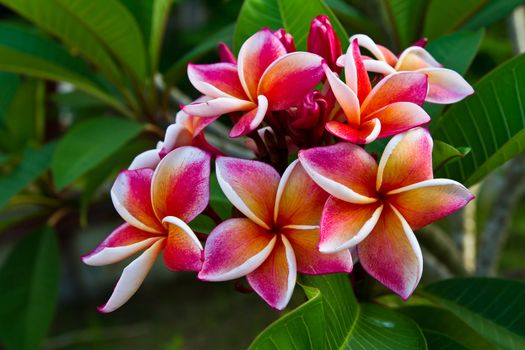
273,29,296,53
218,42,237,64
292,91,329,129
307,15,342,71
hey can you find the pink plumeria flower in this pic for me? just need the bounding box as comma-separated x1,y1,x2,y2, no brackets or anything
299,128,474,299
339,34,474,104
82,146,210,312
129,98,219,170
183,28,324,138
324,39,431,144
198,158,352,310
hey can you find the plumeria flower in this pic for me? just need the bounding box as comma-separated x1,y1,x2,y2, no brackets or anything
323,39,431,144
339,34,474,104
129,97,220,170
82,147,210,312
198,158,352,310
183,28,324,138
299,128,474,299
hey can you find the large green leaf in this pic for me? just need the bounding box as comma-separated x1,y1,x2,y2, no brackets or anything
120,0,172,73
462,0,525,31
380,0,428,48
248,285,324,350
0,0,122,83
0,142,56,209
400,306,498,350
164,24,235,85
423,0,486,39
423,278,525,350
302,274,427,350
0,23,130,116
433,53,525,186
432,140,470,172
421,331,470,350
234,0,348,52
0,78,45,151
0,227,60,350
0,72,20,123
51,117,143,189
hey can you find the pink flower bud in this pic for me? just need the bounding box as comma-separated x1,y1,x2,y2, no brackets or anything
292,91,330,129
273,29,296,53
218,42,237,64
307,15,342,71
412,37,428,48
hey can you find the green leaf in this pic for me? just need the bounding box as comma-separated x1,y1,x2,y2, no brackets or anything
432,140,470,172
164,24,235,85
462,0,525,31
121,0,173,73
0,22,131,117
380,0,428,48
423,278,525,350
325,0,379,36
302,274,427,349
423,0,486,39
0,72,20,123
52,117,143,190
248,285,324,350
400,306,499,350
433,52,525,186
421,330,470,350
0,0,123,83
0,227,60,350
0,78,45,151
0,142,56,209
234,0,347,52
52,0,148,82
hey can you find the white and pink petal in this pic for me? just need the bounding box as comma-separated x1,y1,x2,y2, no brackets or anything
162,216,203,271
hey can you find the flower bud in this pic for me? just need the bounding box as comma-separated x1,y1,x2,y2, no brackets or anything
292,91,329,129
218,42,237,64
273,29,296,53
307,15,342,71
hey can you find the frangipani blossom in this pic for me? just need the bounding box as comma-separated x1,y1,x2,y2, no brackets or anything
323,39,431,144
183,29,324,138
129,98,219,170
83,147,210,312
341,34,474,104
199,158,352,310
299,128,474,299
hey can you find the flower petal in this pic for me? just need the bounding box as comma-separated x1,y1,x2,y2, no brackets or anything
360,72,428,117
159,124,193,158
111,169,164,233
387,179,474,230
258,52,324,110
349,34,386,62
216,156,280,229
274,160,329,227
151,146,211,223
366,102,430,138
396,46,441,71
377,127,433,193
247,235,296,310
325,118,381,144
319,197,383,253
284,227,353,274
128,149,160,170
323,64,360,128
187,62,248,99
98,239,165,313
162,216,203,271
82,223,162,266
183,97,255,117
299,142,378,203
229,95,268,138
238,29,287,100
198,218,276,281
358,204,422,300
345,39,371,102
419,68,474,104
363,59,396,75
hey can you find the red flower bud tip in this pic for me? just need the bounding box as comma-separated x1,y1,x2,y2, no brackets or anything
218,42,237,64
292,91,329,129
307,15,342,71
412,37,428,48
273,29,296,53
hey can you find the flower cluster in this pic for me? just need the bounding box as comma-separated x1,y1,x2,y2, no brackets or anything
83,16,474,312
